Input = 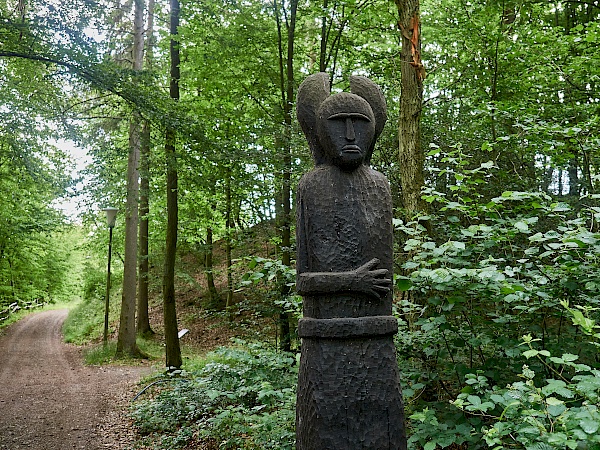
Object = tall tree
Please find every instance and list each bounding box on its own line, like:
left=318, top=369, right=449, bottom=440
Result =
left=137, top=120, right=153, bottom=335
left=274, top=0, right=298, bottom=352
left=224, top=164, right=234, bottom=316
left=137, top=0, right=156, bottom=336
left=116, top=0, right=145, bottom=358
left=163, top=0, right=183, bottom=370
left=394, top=0, right=427, bottom=218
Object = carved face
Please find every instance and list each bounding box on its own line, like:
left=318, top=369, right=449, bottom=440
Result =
left=317, top=93, right=376, bottom=170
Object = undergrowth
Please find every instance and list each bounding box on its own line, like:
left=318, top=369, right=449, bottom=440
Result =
left=131, top=340, right=297, bottom=449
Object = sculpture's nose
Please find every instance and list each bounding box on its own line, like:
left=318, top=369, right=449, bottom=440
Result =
left=345, top=117, right=355, bottom=141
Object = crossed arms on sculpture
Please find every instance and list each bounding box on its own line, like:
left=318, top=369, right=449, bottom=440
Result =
left=296, top=258, right=391, bottom=300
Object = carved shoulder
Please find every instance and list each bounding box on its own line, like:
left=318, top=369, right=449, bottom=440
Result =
left=297, top=167, right=330, bottom=196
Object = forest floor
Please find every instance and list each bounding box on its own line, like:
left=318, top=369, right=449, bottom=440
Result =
left=0, top=309, right=151, bottom=450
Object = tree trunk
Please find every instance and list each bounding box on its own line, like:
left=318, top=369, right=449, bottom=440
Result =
left=163, top=0, right=182, bottom=371
left=395, top=0, right=427, bottom=218
left=274, top=0, right=298, bottom=352
left=558, top=169, right=563, bottom=196
left=145, top=0, right=156, bottom=68
left=137, top=120, right=153, bottom=336
left=319, top=0, right=329, bottom=72
left=225, top=166, right=234, bottom=319
left=582, top=150, right=594, bottom=195
left=204, top=225, right=220, bottom=308
left=116, top=0, right=145, bottom=358
left=8, top=257, right=15, bottom=300
left=568, top=157, right=580, bottom=197
left=318, top=1, right=347, bottom=82
left=136, top=0, right=155, bottom=336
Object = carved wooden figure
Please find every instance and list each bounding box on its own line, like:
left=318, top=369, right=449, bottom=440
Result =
left=295, top=73, right=407, bottom=450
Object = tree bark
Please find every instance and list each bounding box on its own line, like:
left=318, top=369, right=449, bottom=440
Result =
left=319, top=0, right=329, bottom=72
left=204, top=225, right=220, bottom=308
left=568, top=157, right=580, bottom=197
left=163, top=0, right=182, bottom=371
left=145, top=0, right=156, bottom=68
left=137, top=120, right=153, bottom=336
left=582, top=150, right=595, bottom=195
left=274, top=0, right=298, bottom=352
left=116, top=0, right=145, bottom=358
left=225, top=166, right=234, bottom=319
left=136, top=0, right=155, bottom=337
left=395, top=0, right=427, bottom=218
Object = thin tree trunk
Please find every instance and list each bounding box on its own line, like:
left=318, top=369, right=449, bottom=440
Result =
left=319, top=0, right=329, bottom=72
left=558, top=168, right=563, bottom=196
left=225, top=166, right=234, bottom=319
left=568, top=157, right=580, bottom=197
left=163, top=0, right=182, bottom=371
left=235, top=199, right=244, bottom=231
left=145, top=0, right=156, bottom=68
left=8, top=257, right=15, bottom=300
left=582, top=150, right=594, bottom=195
left=204, top=225, right=220, bottom=308
left=274, top=0, right=297, bottom=352
left=116, top=0, right=145, bottom=358
left=117, top=110, right=142, bottom=357
left=318, top=1, right=348, bottom=83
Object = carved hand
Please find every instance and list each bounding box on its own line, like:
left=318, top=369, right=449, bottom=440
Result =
left=351, top=258, right=392, bottom=299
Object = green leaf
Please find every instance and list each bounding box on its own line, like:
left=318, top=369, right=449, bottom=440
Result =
left=424, top=441, right=438, bottom=450
left=547, top=432, right=568, bottom=445
left=579, top=418, right=599, bottom=434
left=514, top=221, right=529, bottom=232
left=545, top=396, right=564, bottom=406
left=523, top=349, right=539, bottom=359
left=467, top=395, right=481, bottom=406
left=396, top=277, right=412, bottom=291
left=542, top=379, right=575, bottom=398
left=547, top=403, right=567, bottom=417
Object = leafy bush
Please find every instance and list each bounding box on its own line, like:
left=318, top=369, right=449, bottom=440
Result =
left=82, top=263, right=107, bottom=302
left=64, top=252, right=123, bottom=344
left=238, top=256, right=301, bottom=348
left=239, top=255, right=301, bottom=318
left=131, top=340, right=297, bottom=449
left=397, top=146, right=600, bottom=448
left=445, top=330, right=600, bottom=449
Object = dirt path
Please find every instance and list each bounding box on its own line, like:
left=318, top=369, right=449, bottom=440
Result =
left=0, top=310, right=150, bottom=450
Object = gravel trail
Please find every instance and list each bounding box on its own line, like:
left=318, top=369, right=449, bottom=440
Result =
left=0, top=310, right=150, bottom=449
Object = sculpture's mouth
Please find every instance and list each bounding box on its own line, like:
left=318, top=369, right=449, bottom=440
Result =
left=341, top=145, right=361, bottom=153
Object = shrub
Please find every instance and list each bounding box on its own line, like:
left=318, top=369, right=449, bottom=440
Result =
left=397, top=147, right=600, bottom=448
left=131, top=340, right=297, bottom=449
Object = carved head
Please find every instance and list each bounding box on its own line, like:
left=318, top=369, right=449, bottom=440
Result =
left=297, top=73, right=387, bottom=169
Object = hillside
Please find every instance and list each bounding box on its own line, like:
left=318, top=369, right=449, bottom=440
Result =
left=141, top=219, right=290, bottom=355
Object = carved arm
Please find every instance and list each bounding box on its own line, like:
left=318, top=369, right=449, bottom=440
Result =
left=296, top=258, right=391, bottom=300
